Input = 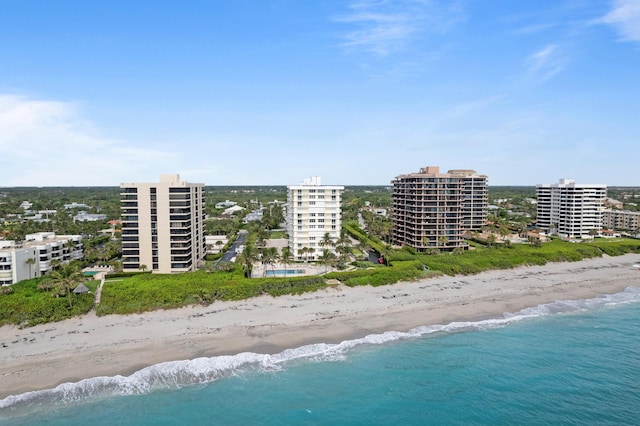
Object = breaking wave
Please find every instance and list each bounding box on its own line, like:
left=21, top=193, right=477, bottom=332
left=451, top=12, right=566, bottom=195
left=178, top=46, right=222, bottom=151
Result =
left=2, top=286, right=639, bottom=418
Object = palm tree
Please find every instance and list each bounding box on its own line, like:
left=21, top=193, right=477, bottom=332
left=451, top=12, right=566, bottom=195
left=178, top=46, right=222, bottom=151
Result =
left=25, top=257, right=37, bottom=279
left=498, top=226, right=510, bottom=241
left=300, top=246, right=312, bottom=263
left=487, top=233, right=497, bottom=248
left=140, top=264, right=148, bottom=272
left=261, top=247, right=279, bottom=277
left=237, top=244, right=259, bottom=278
left=379, top=244, right=393, bottom=266
left=319, top=249, right=337, bottom=273
left=336, top=230, right=352, bottom=250
left=49, top=258, right=61, bottom=270
left=39, top=262, right=83, bottom=308
left=380, top=220, right=393, bottom=244
left=336, top=244, right=352, bottom=266
left=319, top=232, right=335, bottom=252
left=64, top=239, right=77, bottom=260
left=519, top=223, right=528, bottom=238
left=280, top=247, right=293, bottom=275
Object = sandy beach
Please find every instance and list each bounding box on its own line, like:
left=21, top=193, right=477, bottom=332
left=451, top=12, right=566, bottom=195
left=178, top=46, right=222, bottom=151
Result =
left=1, top=254, right=640, bottom=399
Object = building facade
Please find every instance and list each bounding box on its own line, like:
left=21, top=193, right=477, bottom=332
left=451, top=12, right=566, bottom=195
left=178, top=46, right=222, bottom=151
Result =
left=120, top=174, right=206, bottom=273
left=286, top=177, right=344, bottom=261
left=390, top=166, right=488, bottom=251
left=536, top=179, right=607, bottom=239
left=602, top=209, right=640, bottom=232
left=0, top=233, right=83, bottom=286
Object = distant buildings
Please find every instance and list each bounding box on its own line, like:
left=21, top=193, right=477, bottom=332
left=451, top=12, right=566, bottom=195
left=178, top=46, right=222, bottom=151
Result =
left=602, top=209, right=640, bottom=233
left=536, top=179, right=607, bottom=239
left=74, top=212, right=108, bottom=222
left=0, top=232, right=83, bottom=286
left=390, top=166, right=488, bottom=251
left=286, top=177, right=344, bottom=261
left=215, top=200, right=237, bottom=209
left=120, top=174, right=206, bottom=273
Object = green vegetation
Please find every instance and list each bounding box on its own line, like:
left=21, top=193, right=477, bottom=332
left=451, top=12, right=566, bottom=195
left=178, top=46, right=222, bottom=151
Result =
left=326, top=261, right=438, bottom=287
left=583, top=238, right=640, bottom=256
left=96, top=270, right=326, bottom=315
left=0, top=277, right=94, bottom=327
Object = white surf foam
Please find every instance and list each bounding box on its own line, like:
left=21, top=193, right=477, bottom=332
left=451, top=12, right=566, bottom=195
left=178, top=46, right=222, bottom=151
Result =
left=2, top=286, right=639, bottom=416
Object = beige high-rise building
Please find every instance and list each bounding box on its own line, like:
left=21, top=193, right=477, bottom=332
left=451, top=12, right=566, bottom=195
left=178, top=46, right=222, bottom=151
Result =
left=602, top=209, right=640, bottom=232
left=121, top=174, right=206, bottom=273
left=286, top=177, right=344, bottom=261
left=536, top=179, right=607, bottom=239
left=390, top=166, right=488, bottom=251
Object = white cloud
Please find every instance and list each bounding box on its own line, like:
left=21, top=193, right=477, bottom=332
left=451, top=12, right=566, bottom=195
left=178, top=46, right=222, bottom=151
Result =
left=599, top=0, right=640, bottom=43
left=0, top=94, right=179, bottom=186
left=334, top=0, right=464, bottom=56
left=525, top=44, right=565, bottom=81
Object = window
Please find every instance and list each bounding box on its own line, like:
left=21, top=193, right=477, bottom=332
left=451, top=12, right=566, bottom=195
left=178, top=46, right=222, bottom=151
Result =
left=309, top=236, right=316, bottom=240
left=309, top=201, right=316, bottom=205
left=310, top=219, right=316, bottom=223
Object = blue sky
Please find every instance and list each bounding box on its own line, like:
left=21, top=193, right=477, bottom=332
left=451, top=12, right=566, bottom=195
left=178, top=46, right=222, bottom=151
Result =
left=1, top=0, right=639, bottom=187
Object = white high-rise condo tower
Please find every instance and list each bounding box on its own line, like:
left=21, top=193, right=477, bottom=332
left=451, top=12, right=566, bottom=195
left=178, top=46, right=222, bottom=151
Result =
left=286, top=177, right=344, bottom=261
left=536, top=179, right=607, bottom=239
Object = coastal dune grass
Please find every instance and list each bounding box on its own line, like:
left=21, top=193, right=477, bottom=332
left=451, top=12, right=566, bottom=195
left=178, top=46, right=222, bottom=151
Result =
left=3, top=238, right=640, bottom=325
left=0, top=278, right=94, bottom=327
left=414, top=239, right=605, bottom=276
left=96, top=269, right=327, bottom=316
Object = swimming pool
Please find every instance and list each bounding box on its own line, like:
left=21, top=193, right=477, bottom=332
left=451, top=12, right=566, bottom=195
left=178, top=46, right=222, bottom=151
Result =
left=264, top=269, right=305, bottom=276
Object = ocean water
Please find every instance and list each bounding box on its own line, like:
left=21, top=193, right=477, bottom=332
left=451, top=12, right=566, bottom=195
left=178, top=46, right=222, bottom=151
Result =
left=2, top=287, right=640, bottom=425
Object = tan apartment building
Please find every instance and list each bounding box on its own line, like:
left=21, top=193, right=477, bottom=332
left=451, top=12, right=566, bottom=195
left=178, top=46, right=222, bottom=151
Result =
left=390, top=166, right=488, bottom=251
left=602, top=209, right=640, bottom=232
left=286, top=176, right=344, bottom=261
left=121, top=174, right=206, bottom=273
left=536, top=179, right=607, bottom=239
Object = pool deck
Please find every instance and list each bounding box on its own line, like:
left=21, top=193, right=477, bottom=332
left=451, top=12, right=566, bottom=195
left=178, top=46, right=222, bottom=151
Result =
left=252, top=262, right=332, bottom=278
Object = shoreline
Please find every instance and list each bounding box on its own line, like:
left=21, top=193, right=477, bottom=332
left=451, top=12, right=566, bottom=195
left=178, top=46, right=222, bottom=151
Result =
left=1, top=254, right=640, bottom=400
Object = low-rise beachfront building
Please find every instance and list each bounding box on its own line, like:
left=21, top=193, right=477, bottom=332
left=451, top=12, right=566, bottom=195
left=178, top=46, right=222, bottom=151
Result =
left=536, top=179, right=607, bottom=239
left=602, top=209, right=640, bottom=233
left=286, top=176, right=344, bottom=261
left=390, top=166, right=488, bottom=252
left=0, top=232, right=83, bottom=285
left=120, top=174, right=206, bottom=273
left=0, top=242, right=39, bottom=286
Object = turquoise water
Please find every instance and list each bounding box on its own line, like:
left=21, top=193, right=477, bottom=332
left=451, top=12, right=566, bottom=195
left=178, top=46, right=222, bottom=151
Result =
left=264, top=269, right=305, bottom=276
left=2, top=287, right=640, bottom=425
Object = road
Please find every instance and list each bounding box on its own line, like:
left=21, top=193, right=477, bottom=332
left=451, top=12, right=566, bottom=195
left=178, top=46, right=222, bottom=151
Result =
left=217, top=230, right=248, bottom=265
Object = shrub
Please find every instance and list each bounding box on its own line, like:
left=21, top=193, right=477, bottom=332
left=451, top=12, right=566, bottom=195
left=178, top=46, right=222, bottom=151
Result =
left=0, top=278, right=94, bottom=327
